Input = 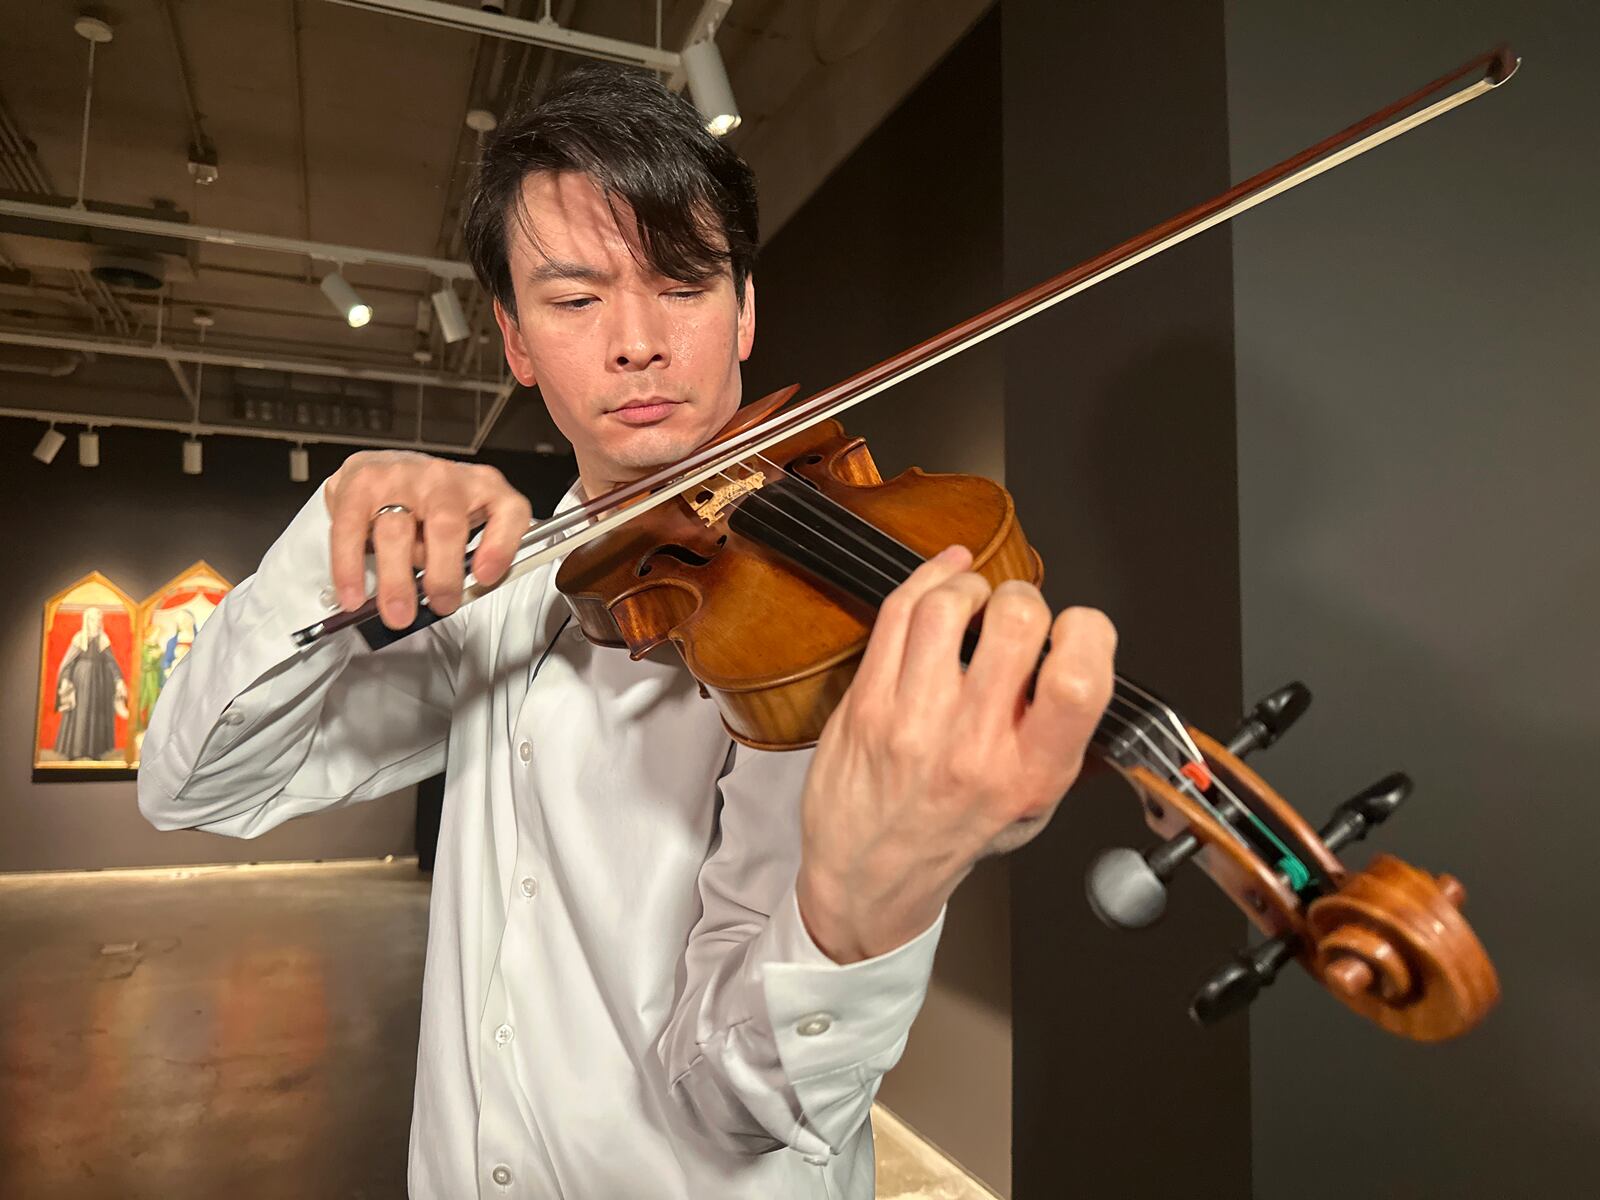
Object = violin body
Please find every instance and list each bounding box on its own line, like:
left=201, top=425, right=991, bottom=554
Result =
left=556, top=416, right=1042, bottom=749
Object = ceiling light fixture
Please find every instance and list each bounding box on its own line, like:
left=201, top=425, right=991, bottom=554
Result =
left=431, top=284, right=471, bottom=344
left=182, top=437, right=203, bottom=475
left=289, top=444, right=310, bottom=483
left=33, top=425, right=65, bottom=464
left=681, top=38, right=740, bottom=136
left=320, top=271, right=373, bottom=328
left=79, top=428, right=100, bottom=467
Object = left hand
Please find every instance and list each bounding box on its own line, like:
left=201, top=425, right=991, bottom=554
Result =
left=795, top=545, right=1116, bottom=963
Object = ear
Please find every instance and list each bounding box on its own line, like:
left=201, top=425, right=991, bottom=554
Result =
left=493, top=298, right=538, bottom=388
left=737, top=275, right=756, bottom=362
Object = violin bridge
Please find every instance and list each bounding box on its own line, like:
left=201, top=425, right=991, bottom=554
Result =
left=689, top=469, right=767, bottom=527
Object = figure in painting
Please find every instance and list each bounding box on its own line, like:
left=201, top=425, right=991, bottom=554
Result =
left=137, top=624, right=165, bottom=728
left=53, top=606, right=128, bottom=761
left=161, top=609, right=198, bottom=682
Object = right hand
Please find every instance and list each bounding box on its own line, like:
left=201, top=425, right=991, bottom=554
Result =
left=325, top=450, right=533, bottom=629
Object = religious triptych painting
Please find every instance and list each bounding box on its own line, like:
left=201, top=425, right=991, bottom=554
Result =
left=34, top=562, right=232, bottom=776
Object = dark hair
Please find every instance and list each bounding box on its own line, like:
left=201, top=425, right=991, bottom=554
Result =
left=463, top=63, right=759, bottom=321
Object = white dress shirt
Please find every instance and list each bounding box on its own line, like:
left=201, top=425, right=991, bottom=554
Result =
left=137, top=483, right=944, bottom=1199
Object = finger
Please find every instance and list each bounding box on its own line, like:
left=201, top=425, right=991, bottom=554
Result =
left=329, top=471, right=409, bottom=610
left=852, top=545, right=973, bottom=705
left=1016, top=606, right=1117, bottom=784
left=896, top=571, right=993, bottom=704
left=463, top=473, right=533, bottom=588
left=959, top=579, right=1052, bottom=743
left=371, top=507, right=422, bottom=628
left=417, top=480, right=471, bottom=617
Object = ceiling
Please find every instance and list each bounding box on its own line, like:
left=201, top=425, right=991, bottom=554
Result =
left=0, top=0, right=992, bottom=461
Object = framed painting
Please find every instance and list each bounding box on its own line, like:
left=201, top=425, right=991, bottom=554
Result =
left=131, top=561, right=233, bottom=766
left=34, top=572, right=140, bottom=776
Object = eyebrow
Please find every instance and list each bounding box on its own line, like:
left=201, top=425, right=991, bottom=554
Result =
left=527, top=259, right=615, bottom=286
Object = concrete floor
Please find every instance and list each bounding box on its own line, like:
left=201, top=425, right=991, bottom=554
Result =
left=0, top=860, right=996, bottom=1199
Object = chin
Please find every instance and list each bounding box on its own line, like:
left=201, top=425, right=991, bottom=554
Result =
left=606, top=427, right=706, bottom=474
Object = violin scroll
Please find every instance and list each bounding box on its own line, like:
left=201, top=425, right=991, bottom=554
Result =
left=1092, top=683, right=1499, bottom=1041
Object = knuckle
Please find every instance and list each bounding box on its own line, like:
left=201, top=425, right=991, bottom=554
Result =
left=986, top=584, right=1049, bottom=639
left=1043, top=666, right=1104, bottom=713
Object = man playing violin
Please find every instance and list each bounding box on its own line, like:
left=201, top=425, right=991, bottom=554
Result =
left=138, top=64, right=1116, bottom=1199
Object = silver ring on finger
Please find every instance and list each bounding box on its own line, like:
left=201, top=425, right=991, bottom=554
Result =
left=373, top=503, right=414, bottom=519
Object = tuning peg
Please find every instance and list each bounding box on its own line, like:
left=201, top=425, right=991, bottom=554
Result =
left=1225, top=681, right=1312, bottom=758
left=1318, top=772, right=1412, bottom=854
left=1085, top=831, right=1202, bottom=929
left=1189, top=935, right=1299, bottom=1026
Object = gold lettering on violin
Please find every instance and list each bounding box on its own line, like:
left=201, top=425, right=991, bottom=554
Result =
left=689, top=470, right=767, bottom=526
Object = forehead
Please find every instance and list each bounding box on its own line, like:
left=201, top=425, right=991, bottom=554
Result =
left=508, top=171, right=642, bottom=272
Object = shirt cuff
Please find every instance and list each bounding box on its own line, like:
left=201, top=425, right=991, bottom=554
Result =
left=759, top=888, right=945, bottom=1085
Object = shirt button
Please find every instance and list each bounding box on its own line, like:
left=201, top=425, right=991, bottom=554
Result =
left=319, top=585, right=338, bottom=609
left=517, top=740, right=532, bottom=763
left=796, top=1013, right=833, bottom=1037
left=519, top=877, right=538, bottom=899
left=493, top=1023, right=514, bottom=1046
left=220, top=710, right=244, bottom=727
left=803, top=1154, right=829, bottom=1167
left=491, top=1164, right=513, bottom=1186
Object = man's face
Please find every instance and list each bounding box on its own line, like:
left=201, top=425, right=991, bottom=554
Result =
left=493, top=171, right=755, bottom=494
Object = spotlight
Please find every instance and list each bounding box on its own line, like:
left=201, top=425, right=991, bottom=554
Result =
left=289, top=444, right=309, bottom=483
left=320, top=271, right=373, bottom=328
left=32, top=425, right=65, bottom=464
left=79, top=429, right=100, bottom=467
left=182, top=437, right=203, bottom=475
left=682, top=39, right=741, bottom=136
left=431, top=284, right=470, bottom=344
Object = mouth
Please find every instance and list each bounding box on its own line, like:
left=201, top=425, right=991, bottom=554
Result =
left=607, top=396, right=684, bottom=426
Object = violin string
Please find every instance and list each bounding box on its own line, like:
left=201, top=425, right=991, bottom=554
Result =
left=700, top=458, right=1245, bottom=832
left=717, top=459, right=1211, bottom=780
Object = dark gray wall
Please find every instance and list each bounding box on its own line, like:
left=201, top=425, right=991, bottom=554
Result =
left=1227, top=3, right=1600, bottom=1196
left=1003, top=1, right=1252, bottom=1197
left=749, top=10, right=1013, bottom=1190
left=0, top=420, right=572, bottom=873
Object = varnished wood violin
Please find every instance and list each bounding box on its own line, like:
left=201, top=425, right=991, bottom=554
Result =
left=295, top=46, right=1517, bottom=1040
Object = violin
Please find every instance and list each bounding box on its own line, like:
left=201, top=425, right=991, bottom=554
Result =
left=295, top=46, right=1517, bottom=1041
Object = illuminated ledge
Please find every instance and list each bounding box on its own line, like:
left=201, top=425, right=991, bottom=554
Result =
left=874, top=1103, right=1003, bottom=1200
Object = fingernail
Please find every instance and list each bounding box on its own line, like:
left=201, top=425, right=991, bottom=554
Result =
left=935, top=544, right=968, bottom=564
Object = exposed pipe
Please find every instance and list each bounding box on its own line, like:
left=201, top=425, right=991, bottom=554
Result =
left=317, top=0, right=681, bottom=73
left=1, top=403, right=491, bottom=456
left=0, top=328, right=505, bottom=393
left=0, top=351, right=82, bottom=378
left=0, top=198, right=477, bottom=280
left=159, top=0, right=217, bottom=166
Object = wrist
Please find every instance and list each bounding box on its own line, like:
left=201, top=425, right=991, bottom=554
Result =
left=796, top=866, right=947, bottom=965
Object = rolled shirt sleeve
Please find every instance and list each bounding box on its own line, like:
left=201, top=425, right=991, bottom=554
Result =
left=659, top=741, right=945, bottom=1161
left=137, top=481, right=463, bottom=839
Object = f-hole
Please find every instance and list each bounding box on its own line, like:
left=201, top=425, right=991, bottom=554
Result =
left=636, top=537, right=726, bottom=577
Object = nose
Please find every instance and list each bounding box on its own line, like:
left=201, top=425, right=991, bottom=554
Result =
left=608, top=292, right=671, bottom=372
